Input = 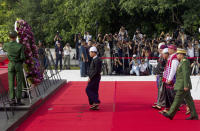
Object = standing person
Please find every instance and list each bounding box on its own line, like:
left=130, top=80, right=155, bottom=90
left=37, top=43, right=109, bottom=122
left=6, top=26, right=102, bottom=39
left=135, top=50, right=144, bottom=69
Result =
left=86, top=40, right=93, bottom=74
left=63, top=43, right=71, bottom=69
left=152, top=44, right=167, bottom=109
left=79, top=40, right=88, bottom=77
left=86, top=46, right=102, bottom=110
left=161, top=45, right=179, bottom=113
left=162, top=49, right=199, bottom=120
left=153, top=48, right=169, bottom=110
left=104, top=39, right=112, bottom=75
left=55, top=42, right=63, bottom=70
left=3, top=31, right=25, bottom=106
left=84, top=32, right=92, bottom=44
left=38, top=41, right=46, bottom=73
left=187, top=42, right=194, bottom=64
left=54, top=31, right=62, bottom=46
left=74, top=33, right=82, bottom=60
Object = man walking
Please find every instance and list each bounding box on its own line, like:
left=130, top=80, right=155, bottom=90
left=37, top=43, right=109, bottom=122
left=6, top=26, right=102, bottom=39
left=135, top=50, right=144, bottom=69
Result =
left=162, top=49, right=199, bottom=120
left=161, top=45, right=179, bottom=113
left=3, top=31, right=25, bottom=106
left=86, top=46, right=102, bottom=110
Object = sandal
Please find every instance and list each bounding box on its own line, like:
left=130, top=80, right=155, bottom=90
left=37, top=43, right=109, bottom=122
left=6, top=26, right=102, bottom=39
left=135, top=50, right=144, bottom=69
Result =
left=159, top=109, right=168, bottom=114
left=152, top=105, right=162, bottom=110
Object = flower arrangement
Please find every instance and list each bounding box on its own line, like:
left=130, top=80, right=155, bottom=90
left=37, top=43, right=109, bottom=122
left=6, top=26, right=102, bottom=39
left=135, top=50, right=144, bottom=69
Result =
left=15, top=19, right=43, bottom=85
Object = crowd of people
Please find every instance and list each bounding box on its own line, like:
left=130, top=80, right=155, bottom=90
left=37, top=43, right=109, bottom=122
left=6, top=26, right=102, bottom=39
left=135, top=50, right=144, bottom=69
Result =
left=73, top=27, right=200, bottom=77
left=1, top=26, right=200, bottom=77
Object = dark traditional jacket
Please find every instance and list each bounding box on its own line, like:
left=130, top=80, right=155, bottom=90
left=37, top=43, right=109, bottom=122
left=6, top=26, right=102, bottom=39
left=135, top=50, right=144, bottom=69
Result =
left=88, top=56, right=102, bottom=80
left=154, top=57, right=166, bottom=76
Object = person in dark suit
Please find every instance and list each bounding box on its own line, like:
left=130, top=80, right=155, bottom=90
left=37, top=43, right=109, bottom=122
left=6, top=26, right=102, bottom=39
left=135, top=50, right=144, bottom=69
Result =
left=86, top=46, right=102, bottom=110
left=55, top=42, right=63, bottom=70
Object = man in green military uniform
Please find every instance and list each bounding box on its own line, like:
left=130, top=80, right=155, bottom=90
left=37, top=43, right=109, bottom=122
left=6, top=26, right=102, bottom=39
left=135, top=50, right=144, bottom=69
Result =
left=162, top=48, right=199, bottom=120
left=3, top=31, right=25, bottom=106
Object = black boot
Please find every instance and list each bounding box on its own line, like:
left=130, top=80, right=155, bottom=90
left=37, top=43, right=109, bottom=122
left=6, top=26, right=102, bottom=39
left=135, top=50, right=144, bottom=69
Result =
left=186, top=116, right=199, bottom=120
left=162, top=112, right=173, bottom=120
left=17, top=99, right=25, bottom=106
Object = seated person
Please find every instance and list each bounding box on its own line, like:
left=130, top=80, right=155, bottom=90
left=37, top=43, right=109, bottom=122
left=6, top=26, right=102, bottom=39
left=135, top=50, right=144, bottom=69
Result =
left=139, top=59, right=149, bottom=75
left=113, top=57, right=123, bottom=75
left=191, top=59, right=200, bottom=75
left=129, top=54, right=140, bottom=76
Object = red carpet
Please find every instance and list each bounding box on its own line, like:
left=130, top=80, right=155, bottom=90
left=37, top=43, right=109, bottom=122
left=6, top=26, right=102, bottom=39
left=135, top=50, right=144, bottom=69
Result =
left=16, top=81, right=200, bottom=131
left=0, top=58, right=8, bottom=68
left=0, top=69, right=9, bottom=91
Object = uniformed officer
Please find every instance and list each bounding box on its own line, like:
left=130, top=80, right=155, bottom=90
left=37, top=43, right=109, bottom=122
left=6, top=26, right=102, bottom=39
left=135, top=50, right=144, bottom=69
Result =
left=3, top=31, right=25, bottom=106
left=162, top=48, right=199, bottom=120
left=86, top=46, right=102, bottom=110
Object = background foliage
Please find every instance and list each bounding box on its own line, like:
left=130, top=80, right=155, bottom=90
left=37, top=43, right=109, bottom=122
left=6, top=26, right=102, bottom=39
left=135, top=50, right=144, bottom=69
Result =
left=1, top=0, right=200, bottom=46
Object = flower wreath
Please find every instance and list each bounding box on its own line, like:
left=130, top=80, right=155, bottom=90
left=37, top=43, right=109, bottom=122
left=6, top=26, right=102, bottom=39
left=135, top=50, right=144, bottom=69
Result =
left=15, top=20, right=43, bottom=85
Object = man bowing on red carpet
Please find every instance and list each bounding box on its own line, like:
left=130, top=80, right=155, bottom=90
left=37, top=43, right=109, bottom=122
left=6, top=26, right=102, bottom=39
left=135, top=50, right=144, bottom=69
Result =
left=86, top=46, right=102, bottom=110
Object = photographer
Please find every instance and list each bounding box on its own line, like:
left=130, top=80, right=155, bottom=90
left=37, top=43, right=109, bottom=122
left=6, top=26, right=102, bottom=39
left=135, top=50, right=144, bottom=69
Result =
left=55, top=42, right=63, bottom=70
left=103, top=34, right=112, bottom=75
left=113, top=56, right=123, bottom=75
left=127, top=40, right=134, bottom=58
left=177, top=29, right=187, bottom=48
left=118, top=26, right=128, bottom=42
left=139, top=59, right=148, bottom=76
left=63, top=43, right=72, bottom=69
left=54, top=31, right=62, bottom=46
left=84, top=32, right=92, bottom=43
left=96, top=34, right=105, bottom=57
left=74, top=33, right=82, bottom=60
left=187, top=41, right=195, bottom=64
left=38, top=41, right=47, bottom=73
left=129, top=54, right=140, bottom=76
left=133, top=28, right=143, bottom=42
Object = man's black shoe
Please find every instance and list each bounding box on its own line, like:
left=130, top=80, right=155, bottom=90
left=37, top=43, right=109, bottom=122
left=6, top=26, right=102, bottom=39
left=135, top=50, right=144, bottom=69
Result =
left=186, top=116, right=199, bottom=120
left=162, top=112, right=173, bottom=120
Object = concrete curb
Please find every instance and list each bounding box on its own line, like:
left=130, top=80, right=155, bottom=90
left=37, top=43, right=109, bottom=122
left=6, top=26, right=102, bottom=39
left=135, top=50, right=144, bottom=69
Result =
left=6, top=80, right=67, bottom=131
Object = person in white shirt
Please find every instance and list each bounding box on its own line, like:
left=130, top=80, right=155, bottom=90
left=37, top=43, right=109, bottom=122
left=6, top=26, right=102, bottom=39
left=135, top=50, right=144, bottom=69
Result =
left=84, top=32, right=92, bottom=43
left=133, top=28, right=143, bottom=42
left=139, top=59, right=148, bottom=75
left=161, top=45, right=179, bottom=113
left=129, top=54, right=140, bottom=76
left=187, top=42, right=194, bottom=64
left=63, top=43, right=71, bottom=69
left=103, top=41, right=112, bottom=75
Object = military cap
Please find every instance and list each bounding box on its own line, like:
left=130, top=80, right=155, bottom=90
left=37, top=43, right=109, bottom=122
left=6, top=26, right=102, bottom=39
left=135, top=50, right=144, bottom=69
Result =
left=177, top=48, right=187, bottom=54
left=9, top=31, right=18, bottom=38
